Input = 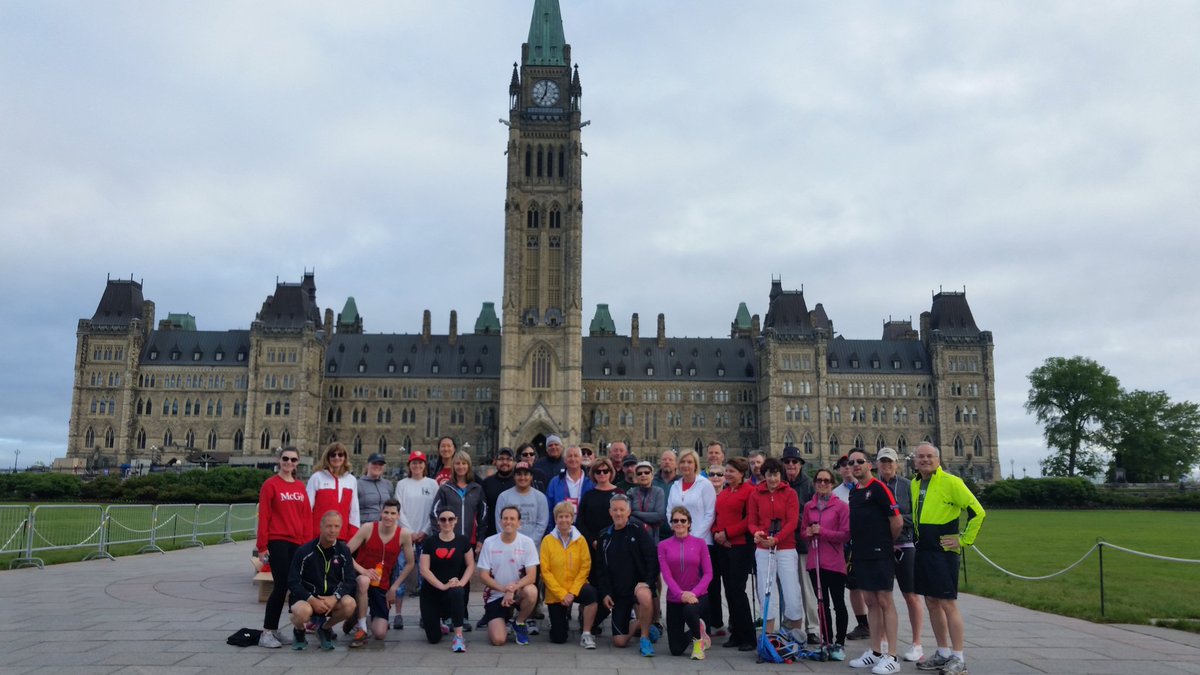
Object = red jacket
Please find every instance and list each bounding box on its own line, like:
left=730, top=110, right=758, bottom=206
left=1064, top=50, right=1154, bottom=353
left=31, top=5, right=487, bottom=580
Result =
left=747, top=481, right=800, bottom=550
left=713, top=481, right=753, bottom=546
left=257, top=474, right=312, bottom=551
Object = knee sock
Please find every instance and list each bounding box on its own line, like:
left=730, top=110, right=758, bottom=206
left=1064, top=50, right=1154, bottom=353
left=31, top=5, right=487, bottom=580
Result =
left=855, top=614, right=868, bottom=628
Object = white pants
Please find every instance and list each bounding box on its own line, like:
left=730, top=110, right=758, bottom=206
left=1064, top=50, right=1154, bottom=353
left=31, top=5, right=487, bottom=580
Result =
left=756, top=548, right=802, bottom=623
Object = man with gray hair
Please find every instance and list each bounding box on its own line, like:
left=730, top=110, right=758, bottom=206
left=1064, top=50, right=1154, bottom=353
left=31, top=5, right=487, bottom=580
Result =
left=748, top=450, right=766, bottom=485
left=534, top=435, right=566, bottom=479
left=546, top=445, right=593, bottom=512
left=595, top=493, right=660, bottom=655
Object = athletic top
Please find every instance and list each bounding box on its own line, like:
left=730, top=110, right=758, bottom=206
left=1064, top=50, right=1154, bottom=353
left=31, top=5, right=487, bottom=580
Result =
left=477, top=532, right=540, bottom=604
left=354, top=523, right=402, bottom=592
left=424, top=534, right=471, bottom=585
left=911, top=466, right=986, bottom=549
left=307, top=470, right=360, bottom=541
left=848, top=477, right=899, bottom=560
left=257, top=474, right=312, bottom=551
left=657, top=534, right=712, bottom=603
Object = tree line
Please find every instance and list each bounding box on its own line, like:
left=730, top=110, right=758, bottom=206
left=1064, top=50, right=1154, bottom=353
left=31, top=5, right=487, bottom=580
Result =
left=1026, top=356, right=1200, bottom=481
left=0, top=467, right=271, bottom=503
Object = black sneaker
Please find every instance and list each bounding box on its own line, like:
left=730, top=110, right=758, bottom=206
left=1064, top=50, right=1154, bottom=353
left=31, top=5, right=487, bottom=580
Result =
left=846, top=624, right=871, bottom=640
left=392, top=615, right=404, bottom=630
left=292, top=628, right=308, bottom=650
left=807, top=633, right=820, bottom=645
left=473, top=617, right=487, bottom=630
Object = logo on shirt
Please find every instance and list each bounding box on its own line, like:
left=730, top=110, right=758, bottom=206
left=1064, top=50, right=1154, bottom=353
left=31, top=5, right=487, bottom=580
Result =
left=280, top=491, right=306, bottom=502
left=435, top=547, right=455, bottom=559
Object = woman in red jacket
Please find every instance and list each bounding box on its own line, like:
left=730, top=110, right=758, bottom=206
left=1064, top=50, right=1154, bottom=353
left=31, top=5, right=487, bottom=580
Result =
left=801, top=468, right=851, bottom=660
left=256, top=446, right=312, bottom=648
left=306, top=442, right=360, bottom=541
left=747, top=457, right=802, bottom=637
left=711, top=456, right=756, bottom=651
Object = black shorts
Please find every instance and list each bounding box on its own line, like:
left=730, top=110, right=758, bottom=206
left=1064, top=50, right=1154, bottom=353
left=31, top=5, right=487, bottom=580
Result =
left=366, top=587, right=389, bottom=620
left=481, top=598, right=516, bottom=624
left=844, top=546, right=858, bottom=590
left=893, top=547, right=916, bottom=594
left=851, top=557, right=894, bottom=592
left=914, top=547, right=960, bottom=599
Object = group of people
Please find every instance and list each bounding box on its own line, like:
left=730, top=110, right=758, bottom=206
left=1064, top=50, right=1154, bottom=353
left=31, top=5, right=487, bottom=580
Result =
left=255, top=436, right=984, bottom=673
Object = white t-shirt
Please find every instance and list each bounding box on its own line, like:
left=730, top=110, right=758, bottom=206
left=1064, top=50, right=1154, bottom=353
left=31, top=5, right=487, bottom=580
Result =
left=476, top=532, right=540, bottom=604
left=566, top=472, right=584, bottom=503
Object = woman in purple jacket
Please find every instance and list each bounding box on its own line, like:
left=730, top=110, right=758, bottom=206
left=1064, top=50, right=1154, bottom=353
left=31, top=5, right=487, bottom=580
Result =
left=657, top=505, right=713, bottom=659
left=800, top=468, right=851, bottom=660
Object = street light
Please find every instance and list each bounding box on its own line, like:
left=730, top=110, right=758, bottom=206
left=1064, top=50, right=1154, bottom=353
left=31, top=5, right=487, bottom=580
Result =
left=12, top=448, right=19, bottom=473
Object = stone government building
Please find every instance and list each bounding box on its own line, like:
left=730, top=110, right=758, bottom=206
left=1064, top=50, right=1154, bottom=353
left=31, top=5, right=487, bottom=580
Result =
left=58, top=0, right=1001, bottom=481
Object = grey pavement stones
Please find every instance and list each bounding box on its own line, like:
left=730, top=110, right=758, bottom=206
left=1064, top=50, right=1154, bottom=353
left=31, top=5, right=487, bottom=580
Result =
left=0, top=542, right=1197, bottom=674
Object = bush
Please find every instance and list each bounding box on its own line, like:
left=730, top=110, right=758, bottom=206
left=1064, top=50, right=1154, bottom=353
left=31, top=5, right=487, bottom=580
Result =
left=1, top=467, right=274, bottom=504
left=981, top=477, right=1101, bottom=508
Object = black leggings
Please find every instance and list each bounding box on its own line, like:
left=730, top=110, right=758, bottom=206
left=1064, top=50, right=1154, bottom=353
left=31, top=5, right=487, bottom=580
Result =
left=263, top=540, right=299, bottom=630
left=707, top=544, right=724, bottom=629
left=420, top=586, right=466, bottom=644
left=547, top=583, right=598, bottom=643
left=665, top=596, right=709, bottom=656
left=807, top=567, right=848, bottom=645
left=717, top=542, right=756, bottom=646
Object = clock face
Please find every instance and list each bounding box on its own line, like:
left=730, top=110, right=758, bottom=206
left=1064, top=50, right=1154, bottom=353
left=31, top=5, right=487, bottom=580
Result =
left=532, top=79, right=560, bottom=106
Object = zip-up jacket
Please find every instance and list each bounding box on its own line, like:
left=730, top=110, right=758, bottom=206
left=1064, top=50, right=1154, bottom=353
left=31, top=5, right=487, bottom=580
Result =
left=657, top=534, right=712, bottom=603
left=257, top=474, right=312, bottom=552
left=880, top=474, right=914, bottom=546
left=357, top=476, right=393, bottom=525
left=546, top=469, right=594, bottom=511
left=430, top=480, right=487, bottom=545
left=595, top=522, right=659, bottom=600
left=306, top=471, right=360, bottom=540
left=801, top=494, right=850, bottom=574
left=288, top=538, right=357, bottom=602
left=747, top=481, right=800, bottom=550
left=539, top=526, right=591, bottom=604
left=713, top=480, right=753, bottom=546
left=788, top=472, right=815, bottom=553
left=627, top=485, right=666, bottom=537
left=911, top=466, right=986, bottom=551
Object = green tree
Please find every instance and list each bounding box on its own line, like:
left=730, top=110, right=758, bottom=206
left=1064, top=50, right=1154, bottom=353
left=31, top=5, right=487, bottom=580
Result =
left=1026, top=356, right=1121, bottom=477
left=1103, top=390, right=1200, bottom=483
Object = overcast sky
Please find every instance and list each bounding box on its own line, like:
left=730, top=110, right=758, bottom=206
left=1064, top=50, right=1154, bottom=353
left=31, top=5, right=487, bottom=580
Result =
left=2, top=1, right=1197, bottom=475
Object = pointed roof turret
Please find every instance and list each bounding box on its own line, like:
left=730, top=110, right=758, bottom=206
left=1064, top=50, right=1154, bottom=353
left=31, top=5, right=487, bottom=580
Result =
left=589, top=303, right=616, bottom=336
left=474, top=302, right=501, bottom=335
left=336, top=297, right=363, bottom=334
left=734, top=302, right=752, bottom=330
left=526, top=0, right=566, bottom=66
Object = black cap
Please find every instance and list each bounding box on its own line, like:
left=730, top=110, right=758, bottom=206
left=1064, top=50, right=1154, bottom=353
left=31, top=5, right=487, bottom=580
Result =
left=622, top=454, right=639, bottom=467
left=781, top=446, right=805, bottom=463
left=367, top=453, right=386, bottom=465
left=496, top=447, right=514, bottom=458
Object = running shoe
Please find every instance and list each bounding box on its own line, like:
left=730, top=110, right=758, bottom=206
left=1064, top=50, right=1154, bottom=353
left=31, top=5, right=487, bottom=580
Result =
left=291, top=628, right=308, bottom=650
left=916, top=652, right=952, bottom=671
left=342, top=618, right=355, bottom=635
left=941, top=655, right=968, bottom=675
left=849, top=650, right=881, bottom=668
left=846, top=624, right=871, bottom=640
left=903, top=645, right=924, bottom=662
left=580, top=632, right=596, bottom=649
left=648, top=623, right=662, bottom=644
left=514, top=621, right=530, bottom=646
left=258, top=630, right=282, bottom=649
left=392, top=615, right=404, bottom=630
left=526, top=619, right=540, bottom=635
left=317, top=626, right=336, bottom=651
left=698, top=619, right=711, bottom=649
left=870, top=654, right=900, bottom=674
left=349, top=628, right=368, bottom=648
left=830, top=644, right=846, bottom=661
left=691, top=638, right=706, bottom=660
left=639, top=636, right=655, bottom=657
left=807, top=632, right=820, bottom=645
left=452, top=634, right=467, bottom=653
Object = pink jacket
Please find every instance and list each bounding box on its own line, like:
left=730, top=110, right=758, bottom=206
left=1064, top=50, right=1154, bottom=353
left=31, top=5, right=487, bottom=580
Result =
left=657, top=534, right=712, bottom=603
left=801, top=494, right=850, bottom=574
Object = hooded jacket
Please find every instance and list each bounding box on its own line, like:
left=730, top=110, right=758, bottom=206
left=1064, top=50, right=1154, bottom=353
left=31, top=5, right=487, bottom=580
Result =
left=539, top=525, right=592, bottom=604
left=747, top=480, right=800, bottom=550
left=801, top=493, right=850, bottom=574
left=430, top=479, right=487, bottom=545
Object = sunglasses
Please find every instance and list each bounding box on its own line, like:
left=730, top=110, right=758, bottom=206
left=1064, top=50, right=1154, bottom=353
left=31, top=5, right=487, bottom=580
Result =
left=849, top=458, right=869, bottom=465
left=521, top=453, right=537, bottom=458
left=593, top=468, right=611, bottom=475
left=635, top=469, right=652, bottom=476
left=582, top=450, right=593, bottom=456
left=783, top=458, right=800, bottom=464
left=670, top=518, right=689, bottom=524
left=329, top=452, right=346, bottom=458
left=814, top=478, right=833, bottom=484
left=280, top=457, right=299, bottom=463
left=709, top=472, right=725, bottom=477
left=438, top=516, right=457, bottom=523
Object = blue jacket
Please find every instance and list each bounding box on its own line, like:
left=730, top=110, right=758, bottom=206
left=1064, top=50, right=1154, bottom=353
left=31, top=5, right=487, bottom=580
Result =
left=546, top=469, right=594, bottom=513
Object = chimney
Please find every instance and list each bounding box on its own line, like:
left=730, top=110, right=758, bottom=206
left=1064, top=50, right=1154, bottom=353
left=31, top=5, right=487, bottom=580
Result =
left=751, top=314, right=761, bottom=340
left=631, top=313, right=640, bottom=348
left=449, top=310, right=458, bottom=345
left=656, top=313, right=666, bottom=348
left=422, top=310, right=432, bottom=344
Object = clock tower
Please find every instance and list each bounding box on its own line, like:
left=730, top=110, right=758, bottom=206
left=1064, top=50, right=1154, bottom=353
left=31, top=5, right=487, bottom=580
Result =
left=499, top=0, right=585, bottom=449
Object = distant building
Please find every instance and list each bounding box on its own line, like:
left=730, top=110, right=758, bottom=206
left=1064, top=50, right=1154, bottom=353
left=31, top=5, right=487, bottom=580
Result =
left=57, top=0, right=1000, bottom=481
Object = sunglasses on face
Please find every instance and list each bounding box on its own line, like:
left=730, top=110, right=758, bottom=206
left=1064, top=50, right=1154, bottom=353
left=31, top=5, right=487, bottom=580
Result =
left=783, top=459, right=800, bottom=464
left=280, top=457, right=299, bottom=463
left=329, top=452, right=346, bottom=458
left=582, top=450, right=593, bottom=456
left=671, top=518, right=689, bottom=524
left=438, top=516, right=457, bottom=523
left=593, top=468, right=611, bottom=475
left=814, top=478, right=833, bottom=484
left=849, top=458, right=869, bottom=465
left=521, top=453, right=536, bottom=458
left=710, top=472, right=725, bottom=477
left=635, top=469, right=652, bottom=476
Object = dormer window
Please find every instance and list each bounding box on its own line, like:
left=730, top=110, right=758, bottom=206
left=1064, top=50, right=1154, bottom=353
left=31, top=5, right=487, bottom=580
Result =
left=214, top=351, right=224, bottom=361
left=237, top=351, right=247, bottom=362
left=149, top=350, right=158, bottom=360
left=193, top=351, right=202, bottom=361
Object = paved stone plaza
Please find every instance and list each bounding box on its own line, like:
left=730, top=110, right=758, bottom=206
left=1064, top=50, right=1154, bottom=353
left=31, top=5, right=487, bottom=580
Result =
left=0, top=542, right=1197, bottom=674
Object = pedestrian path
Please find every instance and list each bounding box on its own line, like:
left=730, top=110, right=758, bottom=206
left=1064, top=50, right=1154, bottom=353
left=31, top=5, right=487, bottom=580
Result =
left=0, top=542, right=1197, bottom=674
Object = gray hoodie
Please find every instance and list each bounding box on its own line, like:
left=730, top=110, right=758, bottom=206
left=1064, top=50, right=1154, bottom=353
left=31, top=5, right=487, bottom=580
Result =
left=495, top=485, right=550, bottom=540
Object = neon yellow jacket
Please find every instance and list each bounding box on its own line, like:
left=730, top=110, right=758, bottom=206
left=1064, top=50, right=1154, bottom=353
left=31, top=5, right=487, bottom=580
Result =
left=540, top=526, right=592, bottom=604
left=911, top=466, right=986, bottom=549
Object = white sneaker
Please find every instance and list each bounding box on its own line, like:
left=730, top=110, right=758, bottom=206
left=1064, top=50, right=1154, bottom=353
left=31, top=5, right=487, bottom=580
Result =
left=903, top=645, right=924, bottom=662
left=850, top=650, right=881, bottom=669
left=580, top=632, right=596, bottom=649
left=258, top=630, right=282, bottom=649
left=871, top=654, right=901, bottom=674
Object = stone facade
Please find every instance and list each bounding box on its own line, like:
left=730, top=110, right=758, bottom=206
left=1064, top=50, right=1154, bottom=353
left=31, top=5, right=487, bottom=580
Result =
left=57, top=1, right=1001, bottom=481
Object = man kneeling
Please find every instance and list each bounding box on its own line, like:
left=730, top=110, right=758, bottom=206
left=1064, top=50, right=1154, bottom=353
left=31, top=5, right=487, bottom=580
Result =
left=478, top=505, right=540, bottom=645
left=596, top=494, right=660, bottom=656
left=345, top=499, right=415, bottom=647
left=288, top=511, right=358, bottom=650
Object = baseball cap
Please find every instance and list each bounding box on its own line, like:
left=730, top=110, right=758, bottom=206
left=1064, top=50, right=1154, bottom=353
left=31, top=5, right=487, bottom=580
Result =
left=408, top=451, right=427, bottom=464
left=622, top=454, right=639, bottom=467
left=635, top=460, right=654, bottom=471
left=877, top=447, right=899, bottom=462
left=496, top=447, right=514, bottom=458
left=368, top=453, right=386, bottom=465
left=513, top=461, right=532, bottom=473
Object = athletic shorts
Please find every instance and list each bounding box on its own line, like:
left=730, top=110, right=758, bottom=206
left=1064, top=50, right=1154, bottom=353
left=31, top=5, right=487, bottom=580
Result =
left=609, top=582, right=652, bottom=636
left=893, top=547, right=916, bottom=594
left=851, top=557, right=894, bottom=592
left=914, top=547, right=960, bottom=599
left=844, top=547, right=858, bottom=590
left=366, top=587, right=389, bottom=620
left=481, top=598, right=516, bottom=624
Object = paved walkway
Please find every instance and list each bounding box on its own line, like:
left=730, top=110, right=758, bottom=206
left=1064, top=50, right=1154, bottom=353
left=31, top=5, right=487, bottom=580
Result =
left=1, top=543, right=1197, bottom=674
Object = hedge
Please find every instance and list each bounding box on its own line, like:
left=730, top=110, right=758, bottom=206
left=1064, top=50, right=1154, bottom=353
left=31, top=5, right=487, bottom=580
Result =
left=0, top=467, right=272, bottom=503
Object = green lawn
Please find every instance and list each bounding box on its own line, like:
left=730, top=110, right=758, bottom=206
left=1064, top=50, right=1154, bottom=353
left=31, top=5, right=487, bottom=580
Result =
left=962, top=510, right=1200, bottom=626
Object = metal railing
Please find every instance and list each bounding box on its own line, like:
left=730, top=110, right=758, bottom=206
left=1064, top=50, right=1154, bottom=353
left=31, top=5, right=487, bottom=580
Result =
left=4, top=503, right=258, bottom=569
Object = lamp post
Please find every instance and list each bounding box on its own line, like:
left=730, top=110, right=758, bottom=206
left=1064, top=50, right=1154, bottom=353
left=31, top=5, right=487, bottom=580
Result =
left=1010, top=459, right=1015, bottom=480
left=12, top=448, right=19, bottom=473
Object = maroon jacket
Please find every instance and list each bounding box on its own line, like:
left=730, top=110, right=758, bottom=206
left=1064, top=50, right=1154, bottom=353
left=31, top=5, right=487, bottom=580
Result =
left=747, top=480, right=800, bottom=550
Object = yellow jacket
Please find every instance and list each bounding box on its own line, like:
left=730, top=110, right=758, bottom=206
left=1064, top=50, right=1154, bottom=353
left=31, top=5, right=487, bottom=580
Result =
left=540, top=526, right=592, bottom=603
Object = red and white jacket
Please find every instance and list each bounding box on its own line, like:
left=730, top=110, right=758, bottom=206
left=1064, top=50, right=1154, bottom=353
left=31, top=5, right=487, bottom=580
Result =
left=306, top=470, right=360, bottom=541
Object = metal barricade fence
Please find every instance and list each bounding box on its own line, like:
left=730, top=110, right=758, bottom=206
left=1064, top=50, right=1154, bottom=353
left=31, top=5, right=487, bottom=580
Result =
left=16, top=504, right=111, bottom=569
left=0, top=506, right=31, bottom=557
left=226, top=504, right=258, bottom=544
left=187, top=504, right=232, bottom=548
left=153, top=503, right=197, bottom=549
left=103, top=505, right=160, bottom=554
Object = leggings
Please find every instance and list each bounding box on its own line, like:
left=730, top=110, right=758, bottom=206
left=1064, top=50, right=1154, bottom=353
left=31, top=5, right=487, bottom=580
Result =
left=419, top=586, right=466, bottom=644
left=263, top=540, right=299, bottom=630
left=707, top=544, right=725, bottom=629
left=665, top=596, right=709, bottom=656
left=807, top=568, right=847, bottom=645
left=717, top=543, right=756, bottom=646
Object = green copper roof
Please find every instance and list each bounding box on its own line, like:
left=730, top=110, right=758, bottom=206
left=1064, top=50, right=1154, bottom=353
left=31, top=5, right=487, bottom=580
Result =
left=474, top=302, right=501, bottom=334
left=165, top=313, right=196, bottom=331
left=526, top=0, right=566, bottom=66
left=338, top=297, right=359, bottom=325
left=734, top=302, right=752, bottom=330
left=589, top=303, right=616, bottom=336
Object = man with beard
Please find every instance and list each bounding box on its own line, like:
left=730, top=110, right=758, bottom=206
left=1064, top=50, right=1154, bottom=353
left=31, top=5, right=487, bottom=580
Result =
left=845, top=450, right=902, bottom=674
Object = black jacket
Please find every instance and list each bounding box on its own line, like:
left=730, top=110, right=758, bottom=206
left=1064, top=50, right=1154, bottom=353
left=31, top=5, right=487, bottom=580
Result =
left=789, top=472, right=815, bottom=553
left=595, top=522, right=659, bottom=600
left=288, top=538, right=357, bottom=602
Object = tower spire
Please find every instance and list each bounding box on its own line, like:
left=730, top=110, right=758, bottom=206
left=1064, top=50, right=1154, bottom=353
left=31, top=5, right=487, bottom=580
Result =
left=525, top=0, right=566, bottom=66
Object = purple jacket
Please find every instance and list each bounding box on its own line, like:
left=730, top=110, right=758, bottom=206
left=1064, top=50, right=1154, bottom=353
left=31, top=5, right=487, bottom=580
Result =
left=801, top=494, right=850, bottom=574
left=657, top=534, right=712, bottom=603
